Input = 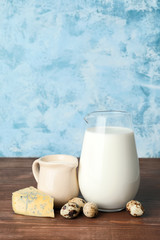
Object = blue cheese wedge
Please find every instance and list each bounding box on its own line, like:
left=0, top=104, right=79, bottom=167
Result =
left=12, top=186, right=54, bottom=218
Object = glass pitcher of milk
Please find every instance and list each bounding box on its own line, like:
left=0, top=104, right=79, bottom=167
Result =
left=78, top=111, right=140, bottom=212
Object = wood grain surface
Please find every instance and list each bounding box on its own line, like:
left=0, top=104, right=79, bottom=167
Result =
left=0, top=158, right=160, bottom=240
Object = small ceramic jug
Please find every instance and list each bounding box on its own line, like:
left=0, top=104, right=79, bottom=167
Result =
left=32, top=154, right=79, bottom=208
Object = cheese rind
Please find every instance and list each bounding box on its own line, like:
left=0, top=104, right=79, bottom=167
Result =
left=12, top=186, right=55, bottom=218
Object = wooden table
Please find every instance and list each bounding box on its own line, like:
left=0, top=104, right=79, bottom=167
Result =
left=0, top=158, right=160, bottom=240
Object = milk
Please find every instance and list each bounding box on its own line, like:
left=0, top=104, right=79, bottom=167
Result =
left=78, top=126, right=140, bottom=211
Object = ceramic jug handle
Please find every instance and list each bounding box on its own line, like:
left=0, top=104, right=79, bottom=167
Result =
left=32, top=159, right=40, bottom=183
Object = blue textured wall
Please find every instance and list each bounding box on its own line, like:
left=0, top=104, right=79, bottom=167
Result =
left=0, top=0, right=160, bottom=157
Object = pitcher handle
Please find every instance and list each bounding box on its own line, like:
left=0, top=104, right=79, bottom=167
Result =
left=32, top=159, right=40, bottom=183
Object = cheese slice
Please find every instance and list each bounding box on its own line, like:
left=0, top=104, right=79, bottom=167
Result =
left=12, top=186, right=55, bottom=218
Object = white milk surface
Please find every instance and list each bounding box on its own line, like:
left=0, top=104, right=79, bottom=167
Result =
left=79, top=127, right=140, bottom=211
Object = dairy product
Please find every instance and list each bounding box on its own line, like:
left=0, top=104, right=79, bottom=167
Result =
left=12, top=186, right=55, bottom=217
left=78, top=126, right=140, bottom=211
